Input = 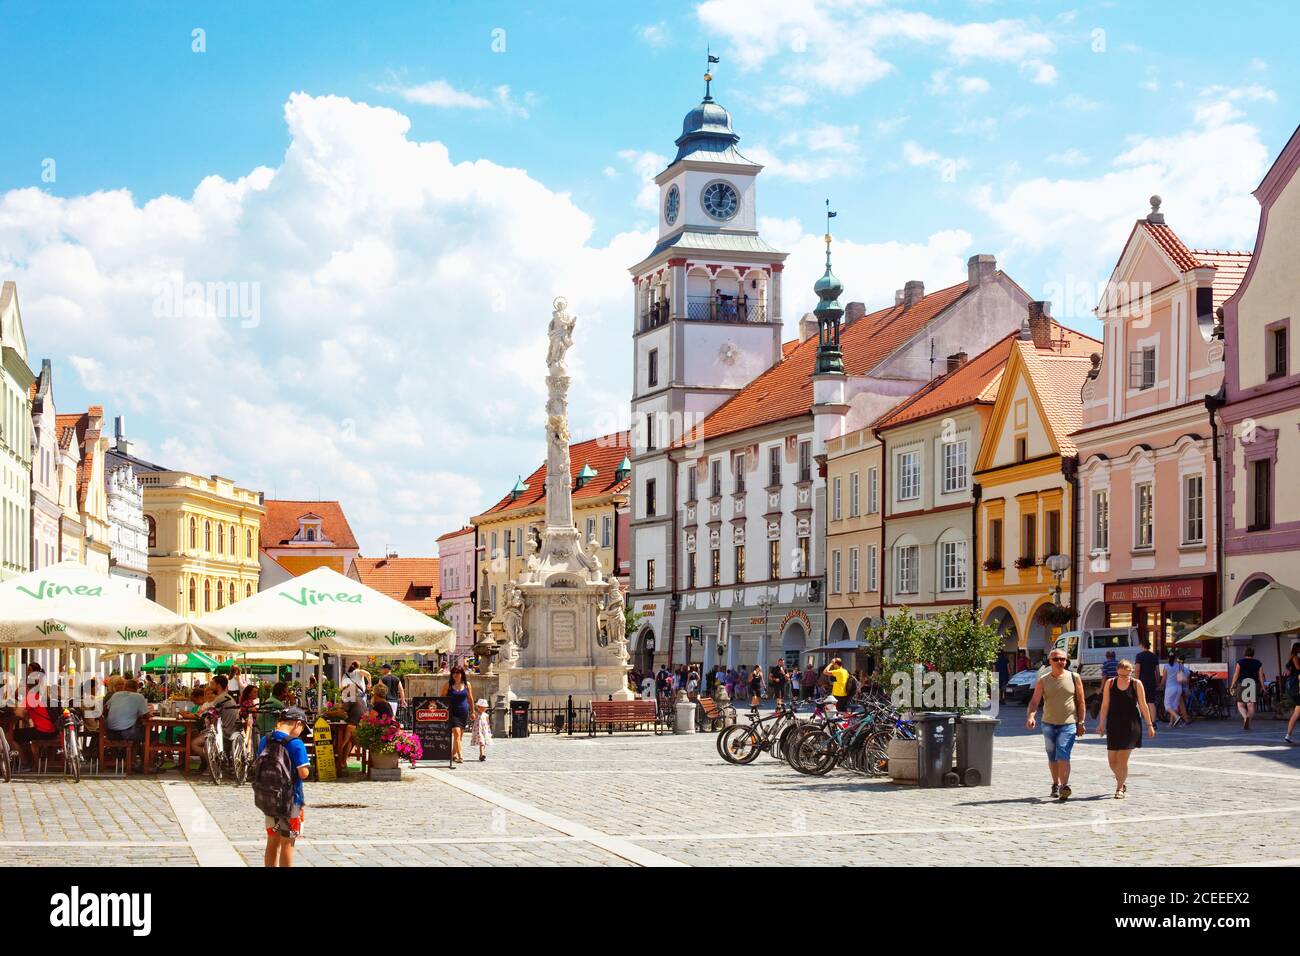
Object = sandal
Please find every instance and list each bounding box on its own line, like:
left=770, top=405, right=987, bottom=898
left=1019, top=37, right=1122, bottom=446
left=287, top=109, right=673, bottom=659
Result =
left=1114, top=789, right=1126, bottom=799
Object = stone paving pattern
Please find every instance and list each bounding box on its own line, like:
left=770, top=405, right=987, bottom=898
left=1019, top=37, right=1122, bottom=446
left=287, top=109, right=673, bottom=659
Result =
left=1, top=707, right=1296, bottom=866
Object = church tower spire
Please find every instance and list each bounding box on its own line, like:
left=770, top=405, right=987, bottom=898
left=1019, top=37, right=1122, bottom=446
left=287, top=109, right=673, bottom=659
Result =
left=814, top=200, right=845, bottom=375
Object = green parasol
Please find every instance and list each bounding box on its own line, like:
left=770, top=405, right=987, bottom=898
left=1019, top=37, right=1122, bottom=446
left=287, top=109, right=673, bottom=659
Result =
left=141, top=650, right=222, bottom=673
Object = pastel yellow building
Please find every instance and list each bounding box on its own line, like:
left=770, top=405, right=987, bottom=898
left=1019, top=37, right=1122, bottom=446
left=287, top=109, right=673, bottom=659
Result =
left=472, top=431, right=631, bottom=628
left=975, top=319, right=1097, bottom=661
left=110, top=447, right=264, bottom=619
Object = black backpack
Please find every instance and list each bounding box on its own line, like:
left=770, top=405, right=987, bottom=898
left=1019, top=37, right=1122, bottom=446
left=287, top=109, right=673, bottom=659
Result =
left=252, top=736, right=295, bottom=819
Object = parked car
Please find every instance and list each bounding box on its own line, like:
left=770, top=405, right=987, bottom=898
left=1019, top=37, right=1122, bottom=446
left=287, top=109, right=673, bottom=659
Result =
left=1003, top=668, right=1042, bottom=705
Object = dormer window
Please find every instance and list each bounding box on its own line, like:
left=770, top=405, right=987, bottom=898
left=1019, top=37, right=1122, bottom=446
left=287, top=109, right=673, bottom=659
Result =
left=294, top=514, right=326, bottom=544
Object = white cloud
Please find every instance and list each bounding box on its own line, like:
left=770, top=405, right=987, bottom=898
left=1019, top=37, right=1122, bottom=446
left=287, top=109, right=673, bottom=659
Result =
left=697, top=1, right=1056, bottom=96
left=776, top=222, right=976, bottom=317
left=902, top=140, right=970, bottom=181
left=639, top=21, right=670, bottom=48
left=1020, top=60, right=1058, bottom=85
left=617, top=148, right=668, bottom=210
left=375, top=79, right=491, bottom=110
left=972, top=94, right=1269, bottom=309
left=4, top=93, right=653, bottom=554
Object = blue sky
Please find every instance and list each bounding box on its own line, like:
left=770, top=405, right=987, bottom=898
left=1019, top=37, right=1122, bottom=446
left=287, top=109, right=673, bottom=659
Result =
left=1, top=0, right=1293, bottom=555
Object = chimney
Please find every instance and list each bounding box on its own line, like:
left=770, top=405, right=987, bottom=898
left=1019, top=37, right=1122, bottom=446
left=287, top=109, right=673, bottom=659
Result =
left=946, top=351, right=968, bottom=374
left=799, top=312, right=819, bottom=343
left=844, top=302, right=866, bottom=325
left=113, top=415, right=133, bottom=455
left=1027, top=300, right=1053, bottom=349
left=967, top=254, right=997, bottom=288
left=894, top=289, right=904, bottom=306
left=902, top=280, right=925, bottom=310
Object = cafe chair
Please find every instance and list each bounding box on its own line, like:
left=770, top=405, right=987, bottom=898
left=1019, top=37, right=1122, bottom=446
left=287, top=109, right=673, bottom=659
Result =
left=30, top=738, right=64, bottom=774
left=99, top=734, right=138, bottom=775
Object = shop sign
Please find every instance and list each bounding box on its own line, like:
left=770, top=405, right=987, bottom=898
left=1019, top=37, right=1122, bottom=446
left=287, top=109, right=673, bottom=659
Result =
left=1105, top=578, right=1205, bottom=604
left=313, top=717, right=336, bottom=782
left=412, top=696, right=453, bottom=761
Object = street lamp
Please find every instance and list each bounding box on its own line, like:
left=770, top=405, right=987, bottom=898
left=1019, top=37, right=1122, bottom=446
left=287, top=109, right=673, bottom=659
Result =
left=1045, top=554, right=1071, bottom=605
left=756, top=590, right=775, bottom=674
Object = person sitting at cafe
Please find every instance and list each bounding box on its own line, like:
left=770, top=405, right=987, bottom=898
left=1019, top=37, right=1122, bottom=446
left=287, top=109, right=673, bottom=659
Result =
left=189, top=675, right=241, bottom=765
left=11, top=667, right=57, bottom=772
left=104, top=678, right=149, bottom=744
left=264, top=682, right=289, bottom=712
left=368, top=684, right=394, bottom=720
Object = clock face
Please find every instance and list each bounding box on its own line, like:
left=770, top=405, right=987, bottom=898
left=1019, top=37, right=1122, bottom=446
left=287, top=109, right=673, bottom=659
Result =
left=664, top=184, right=680, bottom=225
left=701, top=180, right=739, bottom=221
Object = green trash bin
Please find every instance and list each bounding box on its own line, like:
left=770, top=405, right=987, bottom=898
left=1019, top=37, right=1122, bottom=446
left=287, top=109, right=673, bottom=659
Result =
left=956, top=714, right=1000, bottom=786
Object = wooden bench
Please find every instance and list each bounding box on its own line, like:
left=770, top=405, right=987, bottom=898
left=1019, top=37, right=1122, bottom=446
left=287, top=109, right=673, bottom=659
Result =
left=589, top=700, right=661, bottom=736
left=695, top=695, right=737, bottom=732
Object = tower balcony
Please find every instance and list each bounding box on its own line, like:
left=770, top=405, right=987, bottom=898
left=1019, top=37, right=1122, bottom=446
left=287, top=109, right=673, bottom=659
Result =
left=686, top=295, right=766, bottom=323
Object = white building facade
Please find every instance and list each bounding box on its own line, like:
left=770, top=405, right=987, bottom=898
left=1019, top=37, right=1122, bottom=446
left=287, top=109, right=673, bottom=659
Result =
left=105, top=418, right=149, bottom=596
left=0, top=282, right=35, bottom=582
left=30, top=359, right=62, bottom=571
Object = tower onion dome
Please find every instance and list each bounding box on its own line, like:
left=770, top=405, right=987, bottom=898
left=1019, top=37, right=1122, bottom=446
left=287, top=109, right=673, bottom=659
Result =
left=814, top=223, right=845, bottom=376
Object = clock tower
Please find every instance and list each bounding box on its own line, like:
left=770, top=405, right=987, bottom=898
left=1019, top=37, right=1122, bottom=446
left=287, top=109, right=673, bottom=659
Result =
left=626, top=63, right=787, bottom=663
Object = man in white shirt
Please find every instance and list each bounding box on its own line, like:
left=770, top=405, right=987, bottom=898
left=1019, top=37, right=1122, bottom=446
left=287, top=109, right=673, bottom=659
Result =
left=104, top=678, right=149, bottom=743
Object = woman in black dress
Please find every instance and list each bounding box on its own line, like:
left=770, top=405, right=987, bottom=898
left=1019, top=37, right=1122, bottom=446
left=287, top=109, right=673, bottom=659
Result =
left=1097, top=659, right=1157, bottom=798
left=445, top=665, right=473, bottom=769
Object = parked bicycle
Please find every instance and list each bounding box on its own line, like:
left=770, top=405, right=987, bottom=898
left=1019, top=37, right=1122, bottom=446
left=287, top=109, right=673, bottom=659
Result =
left=1185, top=673, right=1229, bottom=720
left=57, top=706, right=85, bottom=783
left=716, top=699, right=802, bottom=764
left=0, top=724, right=11, bottom=783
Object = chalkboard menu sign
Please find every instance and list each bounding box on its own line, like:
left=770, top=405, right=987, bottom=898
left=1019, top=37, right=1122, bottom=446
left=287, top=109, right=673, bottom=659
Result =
left=412, top=696, right=453, bottom=762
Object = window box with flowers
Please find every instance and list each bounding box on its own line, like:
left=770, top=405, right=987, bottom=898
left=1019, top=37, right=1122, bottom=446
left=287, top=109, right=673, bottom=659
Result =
left=1013, top=556, right=1036, bottom=571
left=981, top=558, right=1003, bottom=573
left=355, top=712, right=423, bottom=779
left=1036, top=603, right=1076, bottom=629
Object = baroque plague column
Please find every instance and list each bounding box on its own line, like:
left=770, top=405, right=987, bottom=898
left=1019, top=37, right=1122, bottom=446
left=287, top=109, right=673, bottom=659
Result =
left=496, top=298, right=633, bottom=706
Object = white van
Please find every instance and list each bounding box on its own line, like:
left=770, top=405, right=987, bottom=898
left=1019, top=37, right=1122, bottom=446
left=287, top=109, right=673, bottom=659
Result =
left=1054, top=627, right=1140, bottom=715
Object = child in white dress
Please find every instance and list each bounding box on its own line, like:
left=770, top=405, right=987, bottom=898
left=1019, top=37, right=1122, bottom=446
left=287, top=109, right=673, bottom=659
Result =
left=471, top=698, right=493, bottom=762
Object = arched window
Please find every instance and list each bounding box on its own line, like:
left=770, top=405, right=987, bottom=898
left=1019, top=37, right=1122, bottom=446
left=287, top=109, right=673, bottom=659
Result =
left=145, top=576, right=156, bottom=602
left=246, top=582, right=253, bottom=598
left=246, top=529, right=253, bottom=558
left=204, top=579, right=211, bottom=612
left=229, top=526, right=236, bottom=555
left=190, top=518, right=197, bottom=549
left=188, top=579, right=196, bottom=612
left=216, top=523, right=224, bottom=555
left=228, top=581, right=236, bottom=605
left=217, top=581, right=224, bottom=609
left=306, top=528, right=315, bottom=542
left=145, top=515, right=157, bottom=550
left=204, top=521, right=211, bottom=552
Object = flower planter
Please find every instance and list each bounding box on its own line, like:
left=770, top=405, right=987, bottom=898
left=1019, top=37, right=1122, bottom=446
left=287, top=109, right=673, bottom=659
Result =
left=368, top=750, right=401, bottom=781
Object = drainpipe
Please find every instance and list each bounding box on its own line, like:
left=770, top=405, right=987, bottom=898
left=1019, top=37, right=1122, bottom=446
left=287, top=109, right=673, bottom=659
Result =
left=874, top=428, right=889, bottom=615
left=971, top=482, right=981, bottom=614
left=1063, top=455, right=1080, bottom=621
left=1205, top=387, right=1226, bottom=618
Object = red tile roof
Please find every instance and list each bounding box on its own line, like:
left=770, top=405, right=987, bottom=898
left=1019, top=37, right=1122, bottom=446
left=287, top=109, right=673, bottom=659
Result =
left=681, top=280, right=978, bottom=446
left=873, top=321, right=1099, bottom=432
left=1140, top=221, right=1206, bottom=272
left=1194, top=250, right=1252, bottom=310
left=352, top=556, right=442, bottom=615
left=260, top=500, right=359, bottom=550
left=479, top=430, right=631, bottom=517
left=435, top=525, right=475, bottom=544
left=56, top=409, right=104, bottom=511
left=1016, top=342, right=1097, bottom=455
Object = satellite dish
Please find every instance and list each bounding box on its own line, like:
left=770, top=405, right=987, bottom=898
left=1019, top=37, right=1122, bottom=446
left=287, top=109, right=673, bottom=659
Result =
left=1195, top=287, right=1221, bottom=343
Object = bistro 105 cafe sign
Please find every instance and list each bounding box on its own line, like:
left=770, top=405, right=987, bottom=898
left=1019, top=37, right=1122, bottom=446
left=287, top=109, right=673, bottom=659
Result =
left=1105, top=578, right=1205, bottom=604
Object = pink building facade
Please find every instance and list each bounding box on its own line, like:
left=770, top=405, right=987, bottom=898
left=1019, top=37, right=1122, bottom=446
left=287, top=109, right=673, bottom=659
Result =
left=1074, top=200, right=1250, bottom=659
left=1216, top=124, right=1300, bottom=673
left=436, top=525, right=477, bottom=660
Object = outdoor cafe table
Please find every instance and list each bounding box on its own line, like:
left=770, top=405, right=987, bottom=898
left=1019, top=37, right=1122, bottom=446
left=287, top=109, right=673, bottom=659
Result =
left=144, top=715, right=194, bottom=775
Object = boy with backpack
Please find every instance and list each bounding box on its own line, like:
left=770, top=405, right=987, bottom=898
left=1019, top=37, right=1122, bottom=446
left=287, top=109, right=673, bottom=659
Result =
left=253, top=706, right=312, bottom=867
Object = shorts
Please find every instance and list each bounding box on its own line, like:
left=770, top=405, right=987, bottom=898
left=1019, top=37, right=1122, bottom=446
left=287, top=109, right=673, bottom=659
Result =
left=1042, top=722, right=1078, bottom=762
left=265, top=804, right=304, bottom=841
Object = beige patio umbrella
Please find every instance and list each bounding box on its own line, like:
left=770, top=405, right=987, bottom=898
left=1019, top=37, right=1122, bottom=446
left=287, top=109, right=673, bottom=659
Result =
left=1176, top=582, right=1300, bottom=644
left=189, top=565, right=452, bottom=655
left=0, top=560, right=189, bottom=653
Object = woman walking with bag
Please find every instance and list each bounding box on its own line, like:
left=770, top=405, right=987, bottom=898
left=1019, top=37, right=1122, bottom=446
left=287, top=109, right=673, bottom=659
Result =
left=1096, top=659, right=1156, bottom=798
left=444, top=665, right=473, bottom=768
left=1161, top=653, right=1190, bottom=728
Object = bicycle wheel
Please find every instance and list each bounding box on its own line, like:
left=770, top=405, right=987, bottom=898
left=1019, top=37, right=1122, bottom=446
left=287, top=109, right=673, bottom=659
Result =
left=789, top=726, right=837, bottom=776
left=0, top=734, right=11, bottom=783
left=719, top=723, right=763, bottom=764
left=231, top=734, right=250, bottom=786
left=206, top=734, right=223, bottom=784
left=64, top=726, right=81, bottom=784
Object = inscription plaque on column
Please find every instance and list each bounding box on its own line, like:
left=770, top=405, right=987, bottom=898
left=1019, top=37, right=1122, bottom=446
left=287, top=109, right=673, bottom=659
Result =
left=551, top=609, right=577, bottom=653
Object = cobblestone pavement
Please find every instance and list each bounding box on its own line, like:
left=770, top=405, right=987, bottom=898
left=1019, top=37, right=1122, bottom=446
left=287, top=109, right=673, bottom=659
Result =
left=1, top=707, right=1297, bottom=866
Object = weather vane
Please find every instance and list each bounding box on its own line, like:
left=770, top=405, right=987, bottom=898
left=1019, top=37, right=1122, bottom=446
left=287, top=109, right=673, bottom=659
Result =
left=825, top=198, right=837, bottom=260
left=704, top=46, right=719, bottom=101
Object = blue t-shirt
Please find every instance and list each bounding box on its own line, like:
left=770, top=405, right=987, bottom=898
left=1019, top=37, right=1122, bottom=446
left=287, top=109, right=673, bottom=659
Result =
left=259, top=731, right=309, bottom=808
